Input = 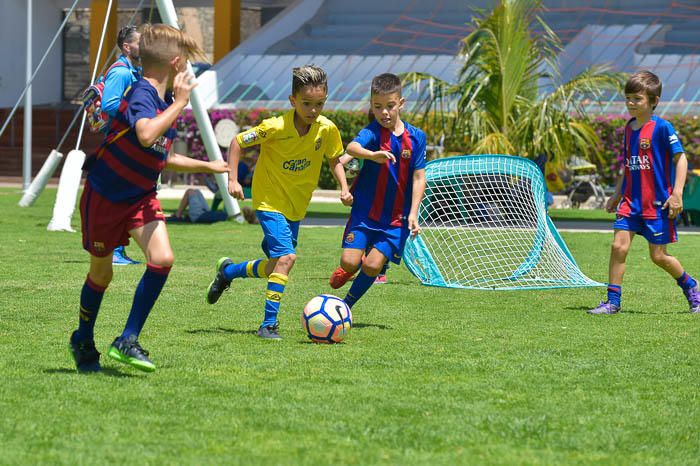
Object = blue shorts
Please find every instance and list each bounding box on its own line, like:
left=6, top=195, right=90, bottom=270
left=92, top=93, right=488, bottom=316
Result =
left=613, top=215, right=677, bottom=245
left=257, top=210, right=300, bottom=258
left=342, top=218, right=409, bottom=265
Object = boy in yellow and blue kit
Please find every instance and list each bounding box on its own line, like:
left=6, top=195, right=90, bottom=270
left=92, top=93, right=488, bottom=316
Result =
left=206, top=65, right=352, bottom=339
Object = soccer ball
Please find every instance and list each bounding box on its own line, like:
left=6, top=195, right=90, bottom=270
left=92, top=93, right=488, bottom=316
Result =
left=301, top=294, right=352, bottom=344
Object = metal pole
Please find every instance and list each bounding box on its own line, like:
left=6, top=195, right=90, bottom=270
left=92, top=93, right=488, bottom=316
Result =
left=23, top=0, right=33, bottom=192
left=155, top=0, right=242, bottom=220
left=76, top=0, right=114, bottom=151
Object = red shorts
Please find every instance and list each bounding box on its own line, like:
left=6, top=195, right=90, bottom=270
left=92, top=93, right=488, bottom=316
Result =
left=80, top=182, right=165, bottom=257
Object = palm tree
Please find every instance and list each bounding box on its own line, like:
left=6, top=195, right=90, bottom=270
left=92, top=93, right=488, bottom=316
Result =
left=404, top=0, right=624, bottom=163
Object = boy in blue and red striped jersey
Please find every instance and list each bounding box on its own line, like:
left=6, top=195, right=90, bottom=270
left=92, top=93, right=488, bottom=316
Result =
left=589, top=70, right=700, bottom=315
left=329, top=73, right=427, bottom=309
left=69, top=24, right=229, bottom=373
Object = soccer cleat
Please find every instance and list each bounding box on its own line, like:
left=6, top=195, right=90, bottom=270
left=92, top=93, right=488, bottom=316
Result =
left=206, top=257, right=233, bottom=304
left=684, top=286, right=700, bottom=313
left=587, top=301, right=621, bottom=315
left=107, top=335, right=155, bottom=372
left=329, top=266, right=355, bottom=289
left=374, top=275, right=387, bottom=284
left=257, top=323, right=282, bottom=340
left=69, top=331, right=101, bottom=373
left=112, top=246, right=140, bottom=265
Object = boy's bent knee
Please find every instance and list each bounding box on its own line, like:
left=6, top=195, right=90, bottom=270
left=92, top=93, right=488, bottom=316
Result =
left=649, top=249, right=670, bottom=265
left=361, top=262, right=384, bottom=277
left=277, top=253, right=296, bottom=268
left=150, top=252, right=175, bottom=268
left=611, top=241, right=630, bottom=256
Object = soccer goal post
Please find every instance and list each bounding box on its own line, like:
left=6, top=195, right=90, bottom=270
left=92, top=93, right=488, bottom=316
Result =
left=403, top=154, right=603, bottom=290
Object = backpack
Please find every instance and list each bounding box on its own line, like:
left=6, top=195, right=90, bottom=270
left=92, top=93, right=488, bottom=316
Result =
left=82, top=61, right=128, bottom=133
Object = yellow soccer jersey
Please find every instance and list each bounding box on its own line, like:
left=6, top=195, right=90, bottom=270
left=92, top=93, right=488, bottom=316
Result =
left=236, top=109, right=344, bottom=221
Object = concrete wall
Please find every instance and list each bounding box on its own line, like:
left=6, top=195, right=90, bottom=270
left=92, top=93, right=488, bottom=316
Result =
left=0, top=0, right=63, bottom=107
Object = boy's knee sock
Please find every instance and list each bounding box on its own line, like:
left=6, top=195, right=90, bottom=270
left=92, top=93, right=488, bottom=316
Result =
left=121, top=264, right=171, bottom=339
left=75, top=276, right=107, bottom=342
left=677, top=272, right=698, bottom=291
left=262, top=273, right=288, bottom=327
left=607, top=284, right=622, bottom=307
left=224, top=259, right=269, bottom=280
left=344, top=271, right=376, bottom=309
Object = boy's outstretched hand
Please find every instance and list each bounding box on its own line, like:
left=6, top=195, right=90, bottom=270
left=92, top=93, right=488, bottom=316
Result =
left=173, top=71, right=198, bottom=106
left=662, top=193, right=683, bottom=219
left=340, top=190, right=353, bottom=206
left=408, top=214, right=421, bottom=238
left=371, top=150, right=396, bottom=165
left=209, top=160, right=229, bottom=173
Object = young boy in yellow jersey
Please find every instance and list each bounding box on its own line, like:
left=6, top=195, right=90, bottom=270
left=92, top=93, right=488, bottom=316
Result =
left=206, top=65, right=352, bottom=339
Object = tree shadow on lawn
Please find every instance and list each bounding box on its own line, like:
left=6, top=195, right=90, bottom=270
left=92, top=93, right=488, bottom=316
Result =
left=185, top=327, right=257, bottom=335
left=43, top=367, right=135, bottom=378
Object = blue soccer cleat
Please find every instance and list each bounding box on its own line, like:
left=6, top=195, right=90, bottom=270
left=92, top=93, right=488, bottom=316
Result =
left=113, top=246, right=140, bottom=265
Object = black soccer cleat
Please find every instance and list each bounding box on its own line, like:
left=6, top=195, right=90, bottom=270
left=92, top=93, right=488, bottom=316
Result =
left=257, top=323, right=282, bottom=340
left=69, top=331, right=101, bottom=373
left=107, top=335, right=156, bottom=372
left=206, top=257, right=233, bottom=304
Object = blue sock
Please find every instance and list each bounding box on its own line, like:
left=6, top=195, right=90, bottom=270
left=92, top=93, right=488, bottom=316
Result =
left=676, top=272, right=698, bottom=291
left=121, top=264, right=171, bottom=338
left=607, top=284, right=622, bottom=307
left=344, top=271, right=376, bottom=309
left=224, top=259, right=268, bottom=280
left=75, top=276, right=107, bottom=342
left=262, top=273, right=287, bottom=327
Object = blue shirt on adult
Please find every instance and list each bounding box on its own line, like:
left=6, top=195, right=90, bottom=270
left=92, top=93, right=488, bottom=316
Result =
left=101, top=54, right=141, bottom=117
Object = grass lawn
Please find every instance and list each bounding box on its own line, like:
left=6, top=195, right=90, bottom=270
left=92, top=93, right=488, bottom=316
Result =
left=1, top=188, right=699, bottom=465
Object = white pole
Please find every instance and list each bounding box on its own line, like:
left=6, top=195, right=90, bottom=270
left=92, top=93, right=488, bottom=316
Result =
left=154, top=0, right=242, bottom=221
left=23, top=0, right=33, bottom=192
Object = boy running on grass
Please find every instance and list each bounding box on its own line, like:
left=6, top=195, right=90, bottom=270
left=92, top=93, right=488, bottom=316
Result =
left=589, top=70, right=700, bottom=315
left=329, top=73, right=427, bottom=309
left=69, top=24, right=229, bottom=373
left=206, top=65, right=352, bottom=339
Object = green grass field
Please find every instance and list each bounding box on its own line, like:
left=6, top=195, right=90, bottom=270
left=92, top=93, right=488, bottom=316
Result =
left=1, top=187, right=699, bottom=465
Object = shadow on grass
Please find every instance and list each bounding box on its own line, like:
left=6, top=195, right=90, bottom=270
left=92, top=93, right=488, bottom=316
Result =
left=43, top=367, right=134, bottom=378
left=185, top=327, right=257, bottom=335
left=352, top=322, right=392, bottom=330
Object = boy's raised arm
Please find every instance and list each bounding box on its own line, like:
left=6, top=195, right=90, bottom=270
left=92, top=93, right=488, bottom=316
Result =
left=135, top=72, right=197, bottom=147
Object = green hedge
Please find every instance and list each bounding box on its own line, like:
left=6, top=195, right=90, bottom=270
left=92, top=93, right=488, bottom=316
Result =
left=177, top=109, right=700, bottom=189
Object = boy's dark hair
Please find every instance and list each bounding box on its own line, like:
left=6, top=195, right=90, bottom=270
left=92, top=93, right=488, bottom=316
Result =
left=625, top=70, right=662, bottom=110
left=371, top=73, right=402, bottom=96
left=117, top=25, right=139, bottom=51
left=291, top=65, right=328, bottom=95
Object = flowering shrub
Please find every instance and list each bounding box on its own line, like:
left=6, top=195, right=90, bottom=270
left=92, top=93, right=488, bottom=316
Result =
left=176, top=110, right=699, bottom=189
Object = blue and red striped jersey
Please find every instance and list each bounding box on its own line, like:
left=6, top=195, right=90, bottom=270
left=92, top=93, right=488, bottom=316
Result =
left=87, top=79, right=176, bottom=204
left=617, top=115, right=684, bottom=219
left=349, top=120, right=427, bottom=227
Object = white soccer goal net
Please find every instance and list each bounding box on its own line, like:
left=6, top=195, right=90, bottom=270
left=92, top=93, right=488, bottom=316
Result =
left=404, top=155, right=603, bottom=290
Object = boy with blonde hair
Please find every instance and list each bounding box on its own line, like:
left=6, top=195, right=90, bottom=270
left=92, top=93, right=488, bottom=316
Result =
left=589, top=70, right=699, bottom=315
left=70, top=24, right=229, bottom=372
left=206, top=65, right=352, bottom=339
